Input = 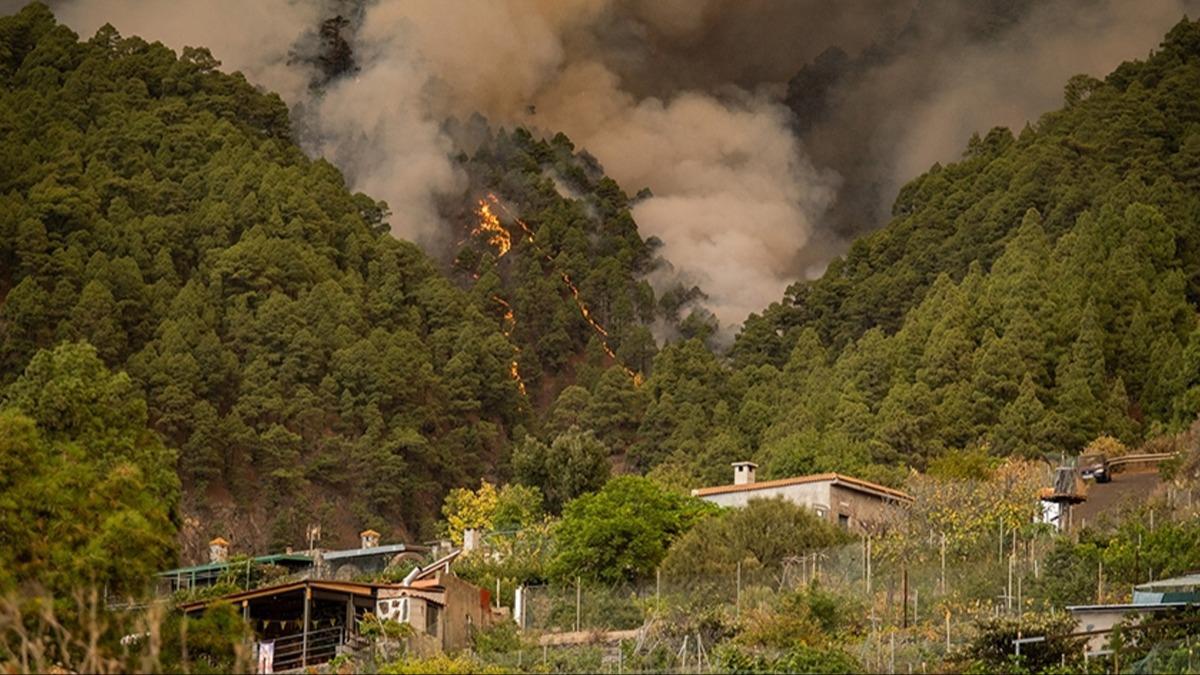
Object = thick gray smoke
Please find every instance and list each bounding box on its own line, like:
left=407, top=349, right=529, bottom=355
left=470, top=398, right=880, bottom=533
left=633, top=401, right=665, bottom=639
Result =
left=40, top=0, right=1200, bottom=330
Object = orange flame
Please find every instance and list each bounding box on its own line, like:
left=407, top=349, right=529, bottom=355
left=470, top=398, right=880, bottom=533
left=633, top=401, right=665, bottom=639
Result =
left=491, top=294, right=525, bottom=395
left=473, top=200, right=511, bottom=257
left=484, top=192, right=642, bottom=386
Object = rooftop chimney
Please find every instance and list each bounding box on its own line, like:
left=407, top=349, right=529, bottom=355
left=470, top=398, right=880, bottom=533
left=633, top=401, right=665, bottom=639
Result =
left=209, top=537, right=230, bottom=563
left=360, top=529, right=380, bottom=549
left=732, top=461, right=758, bottom=486
left=463, top=528, right=479, bottom=553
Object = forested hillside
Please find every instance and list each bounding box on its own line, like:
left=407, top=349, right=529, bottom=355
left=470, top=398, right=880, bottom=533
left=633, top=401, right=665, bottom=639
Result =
left=698, top=18, right=1200, bottom=485
left=0, top=4, right=529, bottom=549
left=6, top=2, right=1200, bottom=552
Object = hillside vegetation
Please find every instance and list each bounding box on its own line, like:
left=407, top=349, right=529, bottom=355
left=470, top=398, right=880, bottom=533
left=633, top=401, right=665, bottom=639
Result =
left=0, top=4, right=527, bottom=548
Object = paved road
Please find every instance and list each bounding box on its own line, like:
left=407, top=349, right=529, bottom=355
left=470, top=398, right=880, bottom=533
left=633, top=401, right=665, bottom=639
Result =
left=1071, top=469, right=1161, bottom=528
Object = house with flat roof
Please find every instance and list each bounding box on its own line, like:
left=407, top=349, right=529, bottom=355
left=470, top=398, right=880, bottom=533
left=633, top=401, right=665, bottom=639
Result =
left=1066, top=573, right=1200, bottom=654
left=157, top=537, right=314, bottom=592
left=179, top=548, right=503, bottom=669
left=691, top=461, right=912, bottom=532
left=157, top=531, right=431, bottom=592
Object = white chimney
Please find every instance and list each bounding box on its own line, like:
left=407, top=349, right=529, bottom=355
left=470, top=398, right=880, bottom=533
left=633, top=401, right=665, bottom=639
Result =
left=360, top=529, right=380, bottom=549
left=732, top=461, right=758, bottom=486
left=463, top=528, right=479, bottom=553
left=209, top=537, right=230, bottom=563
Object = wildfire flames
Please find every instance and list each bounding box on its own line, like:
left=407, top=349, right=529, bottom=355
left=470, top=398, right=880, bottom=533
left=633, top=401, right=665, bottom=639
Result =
left=472, top=201, right=511, bottom=257
left=472, top=193, right=642, bottom=389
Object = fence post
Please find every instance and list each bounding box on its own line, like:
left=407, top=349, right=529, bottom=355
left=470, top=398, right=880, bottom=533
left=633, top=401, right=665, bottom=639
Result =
left=575, top=577, right=581, bottom=632
left=940, top=533, right=946, bottom=594
left=736, top=561, right=742, bottom=617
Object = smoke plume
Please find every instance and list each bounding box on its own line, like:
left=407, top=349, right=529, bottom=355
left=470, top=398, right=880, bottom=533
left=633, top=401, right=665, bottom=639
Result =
left=38, top=0, right=1200, bottom=330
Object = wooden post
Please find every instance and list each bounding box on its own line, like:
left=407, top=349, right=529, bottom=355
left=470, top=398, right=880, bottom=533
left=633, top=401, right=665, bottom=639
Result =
left=301, top=585, right=311, bottom=667
left=890, top=631, right=896, bottom=674
left=945, top=609, right=951, bottom=652
left=656, top=567, right=661, bottom=606
left=1007, top=555, right=1013, bottom=613
left=575, top=577, right=581, bottom=632
left=867, top=537, right=873, bottom=595
left=940, top=533, right=946, bottom=594
left=736, top=561, right=742, bottom=617
left=1017, top=573, right=1022, bottom=619
left=1097, top=560, right=1104, bottom=603
left=902, top=568, right=909, bottom=629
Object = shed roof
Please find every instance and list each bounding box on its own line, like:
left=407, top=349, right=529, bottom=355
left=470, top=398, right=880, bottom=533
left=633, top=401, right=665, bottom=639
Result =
left=1066, top=602, right=1193, bottom=613
left=692, top=472, right=912, bottom=503
left=158, top=553, right=313, bottom=578
left=179, top=579, right=386, bottom=613
left=321, top=542, right=425, bottom=561
left=1135, top=573, right=1200, bottom=590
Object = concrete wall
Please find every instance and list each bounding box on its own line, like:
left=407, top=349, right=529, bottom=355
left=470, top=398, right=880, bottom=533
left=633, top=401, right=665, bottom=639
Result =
left=828, top=484, right=902, bottom=531
left=701, top=482, right=832, bottom=511
left=438, top=573, right=492, bottom=651
left=700, top=480, right=903, bottom=533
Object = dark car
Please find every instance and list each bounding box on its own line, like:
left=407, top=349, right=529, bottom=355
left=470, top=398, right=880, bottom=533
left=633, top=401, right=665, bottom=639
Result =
left=1079, top=453, right=1110, bottom=483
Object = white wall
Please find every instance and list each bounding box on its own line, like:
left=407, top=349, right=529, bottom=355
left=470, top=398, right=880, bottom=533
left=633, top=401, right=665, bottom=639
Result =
left=700, top=481, right=832, bottom=512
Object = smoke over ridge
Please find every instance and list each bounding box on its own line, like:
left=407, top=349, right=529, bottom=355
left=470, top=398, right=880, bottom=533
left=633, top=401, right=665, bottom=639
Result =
left=39, top=0, right=1200, bottom=330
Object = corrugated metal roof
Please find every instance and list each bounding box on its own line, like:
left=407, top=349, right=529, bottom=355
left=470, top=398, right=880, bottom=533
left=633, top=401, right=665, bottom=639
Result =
left=1135, top=573, right=1200, bottom=590
left=158, top=553, right=313, bottom=577
left=179, top=579, right=386, bottom=613
left=1067, top=602, right=1192, bottom=612
left=322, top=543, right=425, bottom=561
left=692, top=472, right=912, bottom=502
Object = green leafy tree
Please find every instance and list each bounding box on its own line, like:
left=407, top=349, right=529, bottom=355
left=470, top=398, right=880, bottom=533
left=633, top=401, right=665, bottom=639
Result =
left=551, top=476, right=713, bottom=584
left=512, top=427, right=610, bottom=513
left=661, top=497, right=847, bottom=578
left=0, top=342, right=178, bottom=597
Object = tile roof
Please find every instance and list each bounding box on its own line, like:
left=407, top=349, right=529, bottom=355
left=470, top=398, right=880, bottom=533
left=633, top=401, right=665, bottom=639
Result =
left=692, top=472, right=912, bottom=503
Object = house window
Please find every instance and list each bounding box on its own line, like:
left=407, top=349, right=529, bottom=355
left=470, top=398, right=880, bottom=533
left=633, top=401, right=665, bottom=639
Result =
left=400, top=598, right=409, bottom=622
left=838, top=513, right=850, bottom=529
left=814, top=506, right=828, bottom=519
left=426, top=604, right=441, bottom=635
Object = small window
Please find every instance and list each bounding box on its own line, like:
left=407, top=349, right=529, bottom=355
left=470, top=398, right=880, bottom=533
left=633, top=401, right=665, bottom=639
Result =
left=837, top=513, right=850, bottom=529
left=426, top=604, right=441, bottom=635
left=401, top=598, right=409, bottom=622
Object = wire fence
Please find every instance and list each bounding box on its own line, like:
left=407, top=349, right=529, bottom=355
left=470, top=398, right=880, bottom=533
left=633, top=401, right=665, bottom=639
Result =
left=512, top=527, right=1077, bottom=674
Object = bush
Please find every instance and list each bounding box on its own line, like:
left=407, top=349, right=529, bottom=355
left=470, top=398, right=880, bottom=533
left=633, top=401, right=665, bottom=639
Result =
left=955, top=611, right=1085, bottom=674
left=712, top=642, right=862, bottom=674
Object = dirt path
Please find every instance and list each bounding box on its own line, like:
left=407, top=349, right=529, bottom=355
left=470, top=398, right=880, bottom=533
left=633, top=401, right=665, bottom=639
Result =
left=1071, top=468, right=1161, bottom=528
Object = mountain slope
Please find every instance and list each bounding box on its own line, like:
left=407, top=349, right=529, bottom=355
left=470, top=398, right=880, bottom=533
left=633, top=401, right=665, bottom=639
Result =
left=0, top=4, right=524, bottom=553
left=697, top=18, right=1200, bottom=484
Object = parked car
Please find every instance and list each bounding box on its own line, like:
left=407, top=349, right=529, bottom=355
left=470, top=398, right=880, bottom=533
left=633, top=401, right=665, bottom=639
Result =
left=1078, top=453, right=1110, bottom=483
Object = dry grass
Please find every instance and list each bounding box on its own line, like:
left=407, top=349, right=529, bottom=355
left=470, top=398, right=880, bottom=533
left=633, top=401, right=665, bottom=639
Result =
left=0, top=587, right=251, bottom=674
